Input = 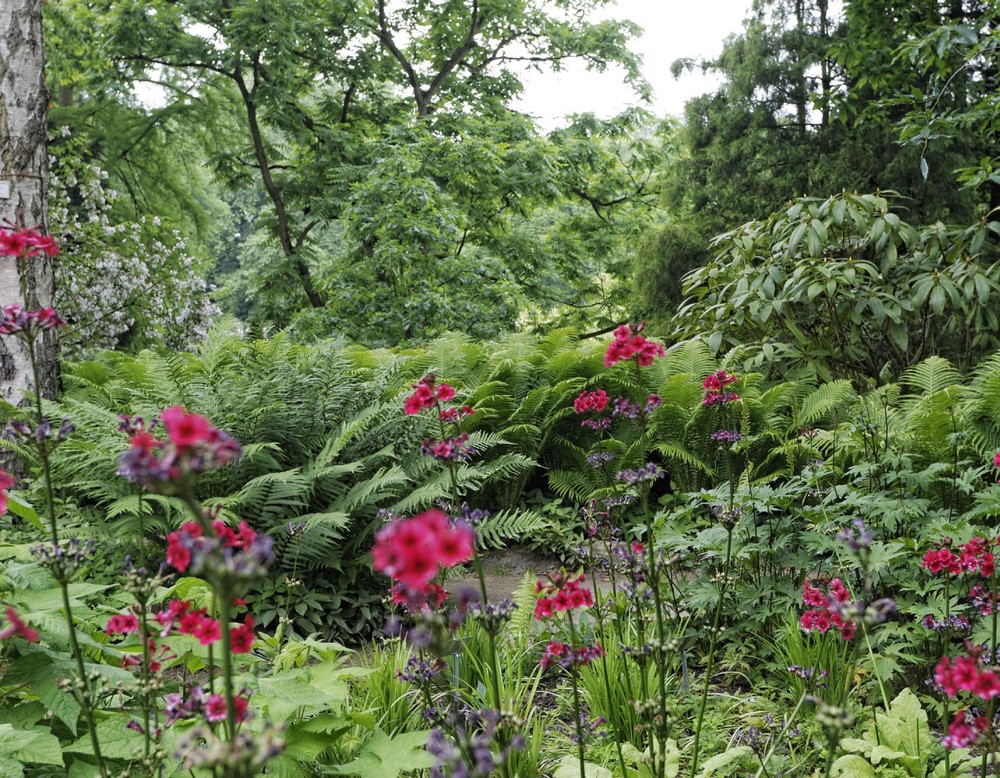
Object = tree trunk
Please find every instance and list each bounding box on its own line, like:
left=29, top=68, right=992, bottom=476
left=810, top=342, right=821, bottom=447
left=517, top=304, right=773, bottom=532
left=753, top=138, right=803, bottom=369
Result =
left=0, top=0, right=59, bottom=403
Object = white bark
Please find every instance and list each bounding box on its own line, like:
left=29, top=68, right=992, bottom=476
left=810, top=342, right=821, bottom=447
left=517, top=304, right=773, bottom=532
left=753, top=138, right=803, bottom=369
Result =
left=0, top=0, right=58, bottom=403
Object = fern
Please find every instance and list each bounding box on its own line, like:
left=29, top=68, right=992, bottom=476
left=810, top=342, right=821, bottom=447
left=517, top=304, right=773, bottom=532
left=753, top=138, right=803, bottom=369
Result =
left=475, top=509, right=549, bottom=550
left=794, top=380, right=855, bottom=428
left=901, top=356, right=962, bottom=395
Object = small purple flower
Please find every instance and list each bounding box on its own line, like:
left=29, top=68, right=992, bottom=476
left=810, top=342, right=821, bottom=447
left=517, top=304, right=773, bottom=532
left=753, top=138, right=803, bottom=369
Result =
left=836, top=518, right=873, bottom=553
left=711, top=429, right=742, bottom=444
left=611, top=396, right=640, bottom=419
left=616, top=463, right=664, bottom=485
left=586, top=451, right=616, bottom=468
left=420, top=433, right=474, bottom=461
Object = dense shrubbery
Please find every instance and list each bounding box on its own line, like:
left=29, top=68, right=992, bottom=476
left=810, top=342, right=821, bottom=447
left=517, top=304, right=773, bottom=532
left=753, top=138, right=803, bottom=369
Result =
left=7, top=228, right=1000, bottom=774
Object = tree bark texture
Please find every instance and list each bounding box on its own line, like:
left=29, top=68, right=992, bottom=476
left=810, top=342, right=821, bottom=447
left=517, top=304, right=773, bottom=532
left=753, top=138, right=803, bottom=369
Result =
left=0, top=0, right=59, bottom=403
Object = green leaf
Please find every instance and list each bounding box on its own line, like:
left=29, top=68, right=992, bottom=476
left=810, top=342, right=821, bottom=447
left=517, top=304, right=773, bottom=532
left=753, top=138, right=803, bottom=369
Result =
left=0, top=724, right=63, bottom=766
left=831, top=755, right=877, bottom=777
left=884, top=688, right=931, bottom=777
left=66, top=717, right=146, bottom=760
left=258, top=665, right=350, bottom=720
left=5, top=494, right=42, bottom=533
left=929, top=284, right=947, bottom=315
left=554, top=757, right=614, bottom=778
left=697, top=746, right=752, bottom=776
left=325, top=730, right=434, bottom=778
left=4, top=654, right=81, bottom=731
left=0, top=755, right=23, bottom=778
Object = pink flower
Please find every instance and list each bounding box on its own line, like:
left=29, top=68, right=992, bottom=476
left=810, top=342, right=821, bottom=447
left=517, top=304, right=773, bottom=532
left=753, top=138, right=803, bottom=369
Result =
left=0, top=229, right=60, bottom=258
left=573, top=390, right=609, bottom=414
left=204, top=694, right=228, bottom=723
left=440, top=405, right=474, bottom=423
left=603, top=323, right=664, bottom=368
left=943, top=711, right=987, bottom=749
left=404, top=379, right=438, bottom=415
left=106, top=613, right=140, bottom=635
left=160, top=406, right=213, bottom=451
left=535, top=572, right=594, bottom=619
left=922, top=547, right=960, bottom=575
left=0, top=230, right=30, bottom=257
left=191, top=616, right=221, bottom=646
left=372, top=509, right=475, bottom=589
left=230, top=617, right=255, bottom=654
left=799, top=578, right=855, bottom=640
left=0, top=469, right=15, bottom=516
left=994, top=451, right=1000, bottom=468
left=0, top=606, right=39, bottom=642
left=119, top=408, right=242, bottom=490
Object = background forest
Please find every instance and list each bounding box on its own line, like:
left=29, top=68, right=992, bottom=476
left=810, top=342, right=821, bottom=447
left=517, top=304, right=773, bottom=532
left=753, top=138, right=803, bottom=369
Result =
left=43, top=0, right=999, bottom=358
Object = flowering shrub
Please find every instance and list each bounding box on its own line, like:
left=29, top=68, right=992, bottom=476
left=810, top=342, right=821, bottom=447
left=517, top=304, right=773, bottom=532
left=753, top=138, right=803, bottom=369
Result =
left=48, top=147, right=218, bottom=356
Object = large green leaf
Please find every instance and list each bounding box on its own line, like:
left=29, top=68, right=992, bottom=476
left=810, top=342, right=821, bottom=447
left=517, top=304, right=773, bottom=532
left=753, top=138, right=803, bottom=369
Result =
left=325, top=729, right=434, bottom=778
left=0, top=724, right=63, bottom=766
left=831, top=755, right=877, bottom=777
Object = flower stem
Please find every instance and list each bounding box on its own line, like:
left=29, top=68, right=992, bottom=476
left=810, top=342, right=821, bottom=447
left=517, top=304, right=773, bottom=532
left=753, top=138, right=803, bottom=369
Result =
left=690, top=522, right=734, bottom=777
left=27, top=337, right=108, bottom=777
left=566, top=610, right=587, bottom=778
left=218, top=593, right=237, bottom=741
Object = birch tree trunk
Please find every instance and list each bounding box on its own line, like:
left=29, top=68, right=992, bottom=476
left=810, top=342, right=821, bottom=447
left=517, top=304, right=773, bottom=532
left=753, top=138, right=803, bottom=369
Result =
left=0, top=0, right=59, bottom=403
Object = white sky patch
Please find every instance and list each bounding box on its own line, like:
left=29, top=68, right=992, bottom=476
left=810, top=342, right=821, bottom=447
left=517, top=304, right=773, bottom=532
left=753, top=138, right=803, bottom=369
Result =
left=134, top=1, right=753, bottom=125
left=514, top=0, right=751, bottom=130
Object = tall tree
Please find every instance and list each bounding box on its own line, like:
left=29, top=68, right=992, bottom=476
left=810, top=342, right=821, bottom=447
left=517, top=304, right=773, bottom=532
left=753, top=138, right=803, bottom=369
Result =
left=636, top=0, right=987, bottom=326
left=61, top=0, right=651, bottom=341
left=0, top=0, right=58, bottom=402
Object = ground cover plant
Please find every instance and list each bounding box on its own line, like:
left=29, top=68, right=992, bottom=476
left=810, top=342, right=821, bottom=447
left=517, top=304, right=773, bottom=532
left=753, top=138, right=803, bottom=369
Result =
left=5, top=210, right=1000, bottom=778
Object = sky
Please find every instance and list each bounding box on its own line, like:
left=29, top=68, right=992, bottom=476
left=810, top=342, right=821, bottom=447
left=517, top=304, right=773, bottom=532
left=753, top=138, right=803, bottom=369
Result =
left=514, top=0, right=753, bottom=130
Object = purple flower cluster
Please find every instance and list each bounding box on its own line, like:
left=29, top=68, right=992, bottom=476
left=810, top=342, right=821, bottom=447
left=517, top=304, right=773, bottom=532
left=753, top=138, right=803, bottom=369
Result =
left=426, top=709, right=523, bottom=778
left=469, top=597, right=518, bottom=632
left=836, top=518, right=873, bottom=553
left=710, top=429, right=742, bottom=444
left=787, top=665, right=829, bottom=681
left=586, top=451, right=616, bottom=468
left=540, top=641, right=605, bottom=669
left=704, top=392, right=739, bottom=407
left=568, top=713, right=607, bottom=745
left=612, top=397, right=640, bottom=419
left=167, top=520, right=274, bottom=585
left=5, top=418, right=75, bottom=445
left=922, top=614, right=971, bottom=632
left=420, top=433, right=473, bottom=461
left=581, top=417, right=612, bottom=431
left=31, top=537, right=96, bottom=579
left=117, top=408, right=242, bottom=493
left=616, top=463, right=664, bottom=485
left=398, top=656, right=445, bottom=684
